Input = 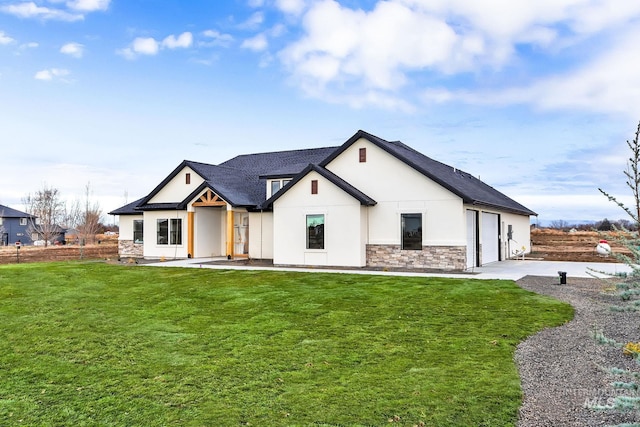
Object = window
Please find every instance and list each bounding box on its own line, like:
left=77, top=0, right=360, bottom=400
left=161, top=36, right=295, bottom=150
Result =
left=185, top=173, right=191, bottom=184
left=133, top=220, right=143, bottom=243
left=170, top=218, right=182, bottom=245
left=157, top=218, right=183, bottom=245
left=20, top=218, right=27, bottom=226
left=271, top=180, right=281, bottom=196
left=311, top=180, right=318, bottom=194
left=0, top=218, right=3, bottom=226
left=306, top=214, right=324, bottom=249
left=157, top=219, right=168, bottom=244
left=401, top=213, right=422, bottom=250
left=359, top=147, right=366, bottom=162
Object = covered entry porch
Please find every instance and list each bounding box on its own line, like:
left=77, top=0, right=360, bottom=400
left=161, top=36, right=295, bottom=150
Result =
left=188, top=189, right=249, bottom=259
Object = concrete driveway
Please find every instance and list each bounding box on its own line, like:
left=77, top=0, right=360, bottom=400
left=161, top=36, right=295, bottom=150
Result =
left=146, top=257, right=633, bottom=281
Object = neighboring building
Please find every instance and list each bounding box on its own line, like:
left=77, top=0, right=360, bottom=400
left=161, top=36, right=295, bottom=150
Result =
left=109, top=130, right=536, bottom=270
left=0, top=205, right=35, bottom=246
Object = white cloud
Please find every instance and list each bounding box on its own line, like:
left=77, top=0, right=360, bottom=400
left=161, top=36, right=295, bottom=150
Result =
left=118, top=32, right=194, bottom=60
left=18, top=41, right=38, bottom=51
left=60, top=42, right=84, bottom=58
left=66, top=0, right=110, bottom=12
left=275, top=0, right=306, bottom=15
left=273, top=0, right=640, bottom=113
left=0, top=31, right=15, bottom=45
left=132, top=37, right=159, bottom=55
left=1, top=0, right=110, bottom=21
left=241, top=33, right=268, bottom=51
left=162, top=32, right=193, bottom=49
left=1, top=2, right=83, bottom=21
left=239, top=11, right=264, bottom=29
left=201, top=30, right=234, bottom=47
left=426, top=28, right=640, bottom=119
left=34, top=68, right=70, bottom=81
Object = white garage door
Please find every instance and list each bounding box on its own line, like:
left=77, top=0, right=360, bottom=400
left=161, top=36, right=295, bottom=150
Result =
left=481, top=212, right=500, bottom=264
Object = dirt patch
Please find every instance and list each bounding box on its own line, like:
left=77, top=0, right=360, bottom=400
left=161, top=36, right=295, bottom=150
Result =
left=0, top=243, right=118, bottom=265
left=530, top=229, right=632, bottom=263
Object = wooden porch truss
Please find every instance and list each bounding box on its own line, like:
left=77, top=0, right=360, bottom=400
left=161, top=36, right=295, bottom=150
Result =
left=188, top=189, right=235, bottom=259
left=192, top=190, right=227, bottom=207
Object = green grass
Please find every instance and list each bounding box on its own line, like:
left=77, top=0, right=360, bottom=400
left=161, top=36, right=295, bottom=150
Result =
left=0, top=263, right=572, bottom=426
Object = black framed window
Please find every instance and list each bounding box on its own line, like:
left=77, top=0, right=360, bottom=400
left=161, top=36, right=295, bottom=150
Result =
left=170, top=218, right=182, bottom=245
left=401, top=213, right=422, bottom=250
left=157, top=219, right=169, bottom=245
left=306, top=214, right=324, bottom=249
left=133, top=219, right=143, bottom=243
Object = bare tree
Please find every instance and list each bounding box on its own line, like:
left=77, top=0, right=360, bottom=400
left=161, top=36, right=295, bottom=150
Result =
left=66, top=183, right=103, bottom=249
left=23, top=185, right=64, bottom=247
left=549, top=219, right=570, bottom=230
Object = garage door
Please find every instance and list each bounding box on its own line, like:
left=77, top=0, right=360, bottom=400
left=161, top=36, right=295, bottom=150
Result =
left=481, top=212, right=500, bottom=264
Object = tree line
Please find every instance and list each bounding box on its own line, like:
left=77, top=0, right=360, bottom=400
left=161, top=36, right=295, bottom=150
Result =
left=545, top=218, right=637, bottom=231
left=20, top=182, right=113, bottom=247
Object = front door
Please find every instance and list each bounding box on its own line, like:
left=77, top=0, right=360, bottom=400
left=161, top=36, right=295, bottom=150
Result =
left=234, top=212, right=249, bottom=256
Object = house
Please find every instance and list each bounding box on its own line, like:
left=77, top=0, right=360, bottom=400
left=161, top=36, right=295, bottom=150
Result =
left=109, top=130, right=536, bottom=270
left=0, top=204, right=35, bottom=246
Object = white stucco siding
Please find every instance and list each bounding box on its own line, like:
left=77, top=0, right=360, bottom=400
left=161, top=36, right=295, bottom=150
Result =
left=326, top=138, right=466, bottom=246
left=118, top=215, right=142, bottom=240
left=142, top=210, right=188, bottom=259
left=149, top=166, right=204, bottom=204
left=500, top=212, right=532, bottom=258
left=249, top=211, right=273, bottom=260
left=273, top=171, right=366, bottom=267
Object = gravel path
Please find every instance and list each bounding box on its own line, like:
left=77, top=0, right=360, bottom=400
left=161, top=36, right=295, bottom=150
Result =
left=516, top=275, right=640, bottom=426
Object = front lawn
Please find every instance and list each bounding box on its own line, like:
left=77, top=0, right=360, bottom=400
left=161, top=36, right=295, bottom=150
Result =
left=0, top=263, right=572, bottom=426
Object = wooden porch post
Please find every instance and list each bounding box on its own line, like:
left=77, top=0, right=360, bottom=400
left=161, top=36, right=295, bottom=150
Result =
left=187, top=211, right=194, bottom=257
left=226, top=209, right=234, bottom=258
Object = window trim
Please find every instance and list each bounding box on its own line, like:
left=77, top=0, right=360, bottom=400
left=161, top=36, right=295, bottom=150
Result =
left=185, top=173, right=191, bottom=185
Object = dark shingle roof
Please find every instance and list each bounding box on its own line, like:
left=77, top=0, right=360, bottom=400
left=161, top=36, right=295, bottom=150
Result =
left=108, top=198, right=145, bottom=215
left=111, top=131, right=535, bottom=217
left=320, top=130, right=536, bottom=216
left=262, top=164, right=376, bottom=208
left=220, top=147, right=338, bottom=177
left=0, top=204, right=34, bottom=218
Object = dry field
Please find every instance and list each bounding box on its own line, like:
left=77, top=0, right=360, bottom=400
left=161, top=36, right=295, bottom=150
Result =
left=0, top=234, right=118, bottom=265
left=530, top=228, right=633, bottom=263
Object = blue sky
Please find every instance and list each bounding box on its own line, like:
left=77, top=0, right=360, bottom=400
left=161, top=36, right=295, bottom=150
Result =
left=1, top=0, right=640, bottom=225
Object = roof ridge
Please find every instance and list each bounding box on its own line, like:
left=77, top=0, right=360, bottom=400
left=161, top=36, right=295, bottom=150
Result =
left=225, top=145, right=339, bottom=159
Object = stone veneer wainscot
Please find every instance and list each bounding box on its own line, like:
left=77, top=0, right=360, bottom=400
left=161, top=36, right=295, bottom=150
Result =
left=118, top=240, right=143, bottom=258
left=366, top=244, right=466, bottom=271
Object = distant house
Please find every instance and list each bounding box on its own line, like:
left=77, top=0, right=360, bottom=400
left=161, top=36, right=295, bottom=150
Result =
left=0, top=205, right=35, bottom=246
left=110, top=130, right=536, bottom=270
